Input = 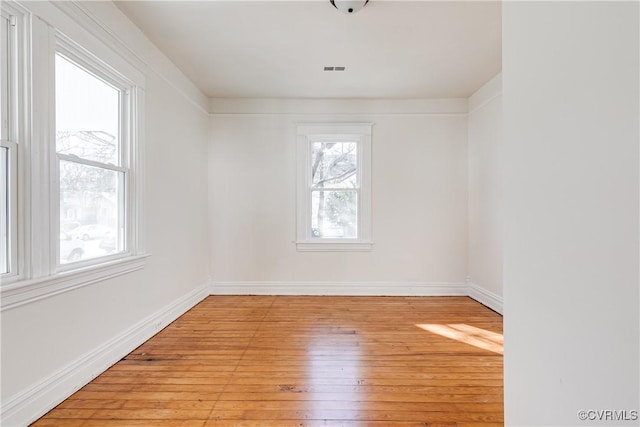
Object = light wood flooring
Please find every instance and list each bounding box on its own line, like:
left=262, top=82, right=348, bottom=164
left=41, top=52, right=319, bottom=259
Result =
left=32, top=295, right=504, bottom=426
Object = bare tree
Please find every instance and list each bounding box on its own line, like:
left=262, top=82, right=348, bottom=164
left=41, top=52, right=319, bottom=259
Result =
left=58, top=131, right=117, bottom=195
left=311, top=142, right=357, bottom=237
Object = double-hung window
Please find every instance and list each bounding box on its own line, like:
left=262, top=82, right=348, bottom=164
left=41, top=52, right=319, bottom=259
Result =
left=0, top=8, right=146, bottom=309
left=296, top=123, right=372, bottom=251
left=54, top=51, right=129, bottom=267
left=1, top=8, right=19, bottom=280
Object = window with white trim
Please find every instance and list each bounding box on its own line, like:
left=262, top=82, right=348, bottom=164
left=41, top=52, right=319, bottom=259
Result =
left=47, top=32, right=144, bottom=275
left=296, top=123, right=373, bottom=251
left=1, top=10, right=18, bottom=278
left=0, top=4, right=146, bottom=309
left=55, top=52, right=127, bottom=266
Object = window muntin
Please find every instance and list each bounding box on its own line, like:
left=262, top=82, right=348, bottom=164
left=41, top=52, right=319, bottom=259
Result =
left=55, top=52, right=128, bottom=266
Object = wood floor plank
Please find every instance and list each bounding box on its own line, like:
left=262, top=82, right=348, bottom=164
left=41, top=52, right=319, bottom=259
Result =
left=206, top=408, right=502, bottom=422
left=215, top=392, right=503, bottom=404
left=33, top=420, right=206, bottom=427
left=212, top=400, right=503, bottom=412
left=44, top=408, right=212, bottom=420
left=32, top=296, right=503, bottom=426
left=205, top=421, right=444, bottom=427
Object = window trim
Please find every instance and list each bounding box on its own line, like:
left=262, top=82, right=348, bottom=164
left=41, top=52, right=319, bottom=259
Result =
left=1, top=254, right=148, bottom=311
left=49, top=33, right=145, bottom=273
left=296, top=123, right=373, bottom=252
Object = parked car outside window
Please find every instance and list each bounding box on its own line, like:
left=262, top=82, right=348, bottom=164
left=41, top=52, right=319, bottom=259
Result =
left=68, top=224, right=112, bottom=241
left=60, top=232, right=85, bottom=262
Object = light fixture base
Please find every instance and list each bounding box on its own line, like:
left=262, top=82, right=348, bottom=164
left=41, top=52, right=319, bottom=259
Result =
left=330, top=0, right=369, bottom=15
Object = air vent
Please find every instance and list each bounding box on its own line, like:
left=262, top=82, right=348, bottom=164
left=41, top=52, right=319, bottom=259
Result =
left=324, top=66, right=346, bottom=71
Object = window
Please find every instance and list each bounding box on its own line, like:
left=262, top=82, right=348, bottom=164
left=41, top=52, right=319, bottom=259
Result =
left=296, top=123, right=372, bottom=251
left=311, top=141, right=358, bottom=238
left=0, top=7, right=147, bottom=309
left=1, top=10, right=18, bottom=279
left=55, top=53, right=126, bottom=266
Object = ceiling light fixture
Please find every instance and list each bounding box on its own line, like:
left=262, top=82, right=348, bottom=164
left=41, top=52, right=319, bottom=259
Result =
left=330, top=0, right=369, bottom=15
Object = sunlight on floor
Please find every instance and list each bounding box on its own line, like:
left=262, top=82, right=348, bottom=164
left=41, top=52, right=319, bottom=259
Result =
left=416, top=323, right=504, bottom=354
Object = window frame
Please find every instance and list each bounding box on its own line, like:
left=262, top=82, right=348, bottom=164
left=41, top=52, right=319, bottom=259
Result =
left=53, top=43, right=132, bottom=272
left=49, top=34, right=145, bottom=273
left=296, top=123, right=373, bottom=252
left=0, top=4, right=26, bottom=283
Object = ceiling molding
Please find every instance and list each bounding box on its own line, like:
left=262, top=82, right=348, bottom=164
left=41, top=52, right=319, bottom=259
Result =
left=209, top=98, right=468, bottom=116
left=468, top=72, right=502, bottom=114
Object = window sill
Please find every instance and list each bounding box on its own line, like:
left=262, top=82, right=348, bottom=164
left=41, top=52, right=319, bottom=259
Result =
left=1, top=254, right=150, bottom=311
left=296, top=241, right=373, bottom=252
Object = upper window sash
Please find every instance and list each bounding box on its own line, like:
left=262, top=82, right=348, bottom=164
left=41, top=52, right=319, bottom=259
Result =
left=55, top=49, right=129, bottom=167
left=1, top=14, right=10, bottom=142
left=309, top=136, right=360, bottom=190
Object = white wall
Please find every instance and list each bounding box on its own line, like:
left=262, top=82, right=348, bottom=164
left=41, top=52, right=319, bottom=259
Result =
left=503, top=2, right=639, bottom=425
left=1, top=2, right=210, bottom=424
left=208, top=100, right=469, bottom=292
left=467, top=74, right=503, bottom=313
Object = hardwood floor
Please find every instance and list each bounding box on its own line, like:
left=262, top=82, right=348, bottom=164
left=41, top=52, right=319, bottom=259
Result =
left=32, top=296, right=504, bottom=426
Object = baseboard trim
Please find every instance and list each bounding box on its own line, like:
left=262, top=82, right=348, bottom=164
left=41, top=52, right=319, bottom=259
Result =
left=210, top=281, right=468, bottom=296
left=467, top=282, right=503, bottom=315
left=0, top=280, right=210, bottom=427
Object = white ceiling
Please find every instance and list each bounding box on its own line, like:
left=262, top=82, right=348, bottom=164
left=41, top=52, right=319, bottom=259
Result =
left=115, top=1, right=501, bottom=99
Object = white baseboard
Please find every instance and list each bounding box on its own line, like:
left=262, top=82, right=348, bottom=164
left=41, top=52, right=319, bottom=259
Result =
left=467, top=282, right=503, bottom=315
left=0, top=280, right=210, bottom=427
left=210, top=281, right=468, bottom=296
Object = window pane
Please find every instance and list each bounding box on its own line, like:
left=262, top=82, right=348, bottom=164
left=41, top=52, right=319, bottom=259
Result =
left=1, top=15, right=9, bottom=141
left=311, top=142, right=357, bottom=189
left=59, top=160, right=124, bottom=264
left=311, top=190, right=357, bottom=238
left=55, top=54, right=119, bottom=165
left=0, top=147, right=8, bottom=273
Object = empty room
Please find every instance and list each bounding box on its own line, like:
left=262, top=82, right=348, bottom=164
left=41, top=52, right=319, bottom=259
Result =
left=0, top=0, right=638, bottom=426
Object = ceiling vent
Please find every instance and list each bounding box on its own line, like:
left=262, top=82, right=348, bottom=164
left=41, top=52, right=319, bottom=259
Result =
left=324, top=66, right=346, bottom=71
